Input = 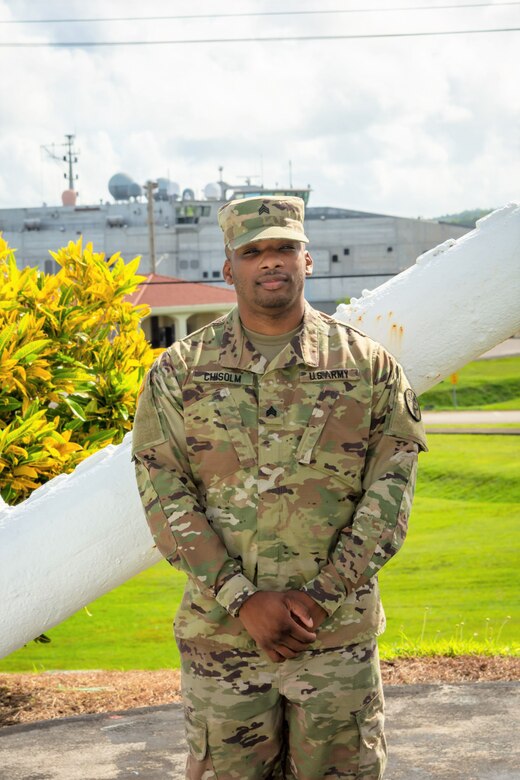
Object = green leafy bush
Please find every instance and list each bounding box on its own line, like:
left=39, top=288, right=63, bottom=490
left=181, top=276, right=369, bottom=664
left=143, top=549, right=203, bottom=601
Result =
left=0, top=235, right=156, bottom=504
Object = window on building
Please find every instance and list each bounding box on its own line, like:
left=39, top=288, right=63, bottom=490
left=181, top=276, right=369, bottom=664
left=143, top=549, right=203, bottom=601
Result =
left=212, top=270, right=221, bottom=278
left=332, top=254, right=339, bottom=263
left=343, top=248, right=350, bottom=255
left=44, top=259, right=59, bottom=274
left=387, top=246, right=393, bottom=253
left=190, top=259, right=199, bottom=268
left=202, top=271, right=209, bottom=279
left=159, top=325, right=174, bottom=348
left=149, top=317, right=175, bottom=349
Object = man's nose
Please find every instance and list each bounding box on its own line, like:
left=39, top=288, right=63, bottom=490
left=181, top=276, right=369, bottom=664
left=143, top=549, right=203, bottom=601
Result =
left=259, top=248, right=283, bottom=268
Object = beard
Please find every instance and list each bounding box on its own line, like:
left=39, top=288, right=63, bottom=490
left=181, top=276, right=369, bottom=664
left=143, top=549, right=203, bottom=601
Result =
left=250, top=274, right=306, bottom=311
left=254, top=289, right=295, bottom=308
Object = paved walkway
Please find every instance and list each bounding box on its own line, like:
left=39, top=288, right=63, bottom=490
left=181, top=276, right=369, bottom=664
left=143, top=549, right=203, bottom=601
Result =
left=0, top=682, right=518, bottom=779
left=478, top=337, right=520, bottom=359
left=423, top=410, right=520, bottom=425
left=423, top=409, right=520, bottom=434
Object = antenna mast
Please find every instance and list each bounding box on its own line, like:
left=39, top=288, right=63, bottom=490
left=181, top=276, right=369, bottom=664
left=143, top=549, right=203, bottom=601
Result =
left=41, top=133, right=79, bottom=191
left=64, top=134, right=78, bottom=190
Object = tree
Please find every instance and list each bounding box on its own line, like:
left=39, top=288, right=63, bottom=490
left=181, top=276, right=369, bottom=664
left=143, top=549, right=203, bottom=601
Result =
left=0, top=235, right=156, bottom=504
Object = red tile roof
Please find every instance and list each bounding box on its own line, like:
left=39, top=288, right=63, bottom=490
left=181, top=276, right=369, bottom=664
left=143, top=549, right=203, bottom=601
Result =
left=126, top=273, right=236, bottom=308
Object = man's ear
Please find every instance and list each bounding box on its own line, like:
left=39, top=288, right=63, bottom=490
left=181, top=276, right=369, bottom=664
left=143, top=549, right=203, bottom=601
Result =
left=223, top=257, right=234, bottom=286
left=305, top=251, right=313, bottom=276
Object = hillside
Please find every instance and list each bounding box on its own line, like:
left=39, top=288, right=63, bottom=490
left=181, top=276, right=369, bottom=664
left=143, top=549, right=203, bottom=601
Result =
left=433, top=208, right=493, bottom=228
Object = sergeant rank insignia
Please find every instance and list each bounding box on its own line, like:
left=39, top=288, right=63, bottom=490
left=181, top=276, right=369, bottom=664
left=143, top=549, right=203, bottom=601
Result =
left=258, top=203, right=270, bottom=215
left=404, top=388, right=422, bottom=421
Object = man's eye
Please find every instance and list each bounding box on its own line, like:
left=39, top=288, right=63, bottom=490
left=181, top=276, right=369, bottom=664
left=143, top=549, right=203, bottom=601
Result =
left=242, top=248, right=258, bottom=257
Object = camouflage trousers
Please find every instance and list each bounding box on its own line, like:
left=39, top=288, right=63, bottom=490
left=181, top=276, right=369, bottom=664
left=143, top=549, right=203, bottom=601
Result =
left=179, top=637, right=386, bottom=780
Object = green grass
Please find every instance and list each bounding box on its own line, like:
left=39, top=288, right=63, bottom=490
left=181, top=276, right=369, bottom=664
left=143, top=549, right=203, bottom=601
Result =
left=420, top=356, right=520, bottom=410
left=379, top=435, right=519, bottom=658
left=1, top=435, right=518, bottom=671
left=0, top=561, right=186, bottom=672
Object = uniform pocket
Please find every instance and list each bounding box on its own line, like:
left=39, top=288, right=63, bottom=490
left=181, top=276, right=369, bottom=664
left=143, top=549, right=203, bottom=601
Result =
left=295, top=388, right=338, bottom=465
left=184, top=708, right=208, bottom=762
left=131, top=373, right=169, bottom=456
left=214, top=388, right=256, bottom=468
left=185, top=387, right=256, bottom=487
left=355, top=691, right=387, bottom=779
left=295, top=386, right=367, bottom=489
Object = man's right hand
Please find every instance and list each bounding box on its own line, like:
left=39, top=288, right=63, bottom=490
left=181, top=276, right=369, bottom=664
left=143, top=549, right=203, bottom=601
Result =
left=238, top=591, right=317, bottom=663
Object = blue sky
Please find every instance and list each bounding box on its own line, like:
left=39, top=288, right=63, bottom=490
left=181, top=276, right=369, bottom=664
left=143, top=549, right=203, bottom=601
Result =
left=0, top=0, right=518, bottom=217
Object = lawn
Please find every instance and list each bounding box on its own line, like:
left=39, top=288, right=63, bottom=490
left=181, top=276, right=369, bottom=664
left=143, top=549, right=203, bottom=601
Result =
left=379, top=434, right=519, bottom=657
left=419, top=356, right=520, bottom=410
left=1, top=434, right=518, bottom=671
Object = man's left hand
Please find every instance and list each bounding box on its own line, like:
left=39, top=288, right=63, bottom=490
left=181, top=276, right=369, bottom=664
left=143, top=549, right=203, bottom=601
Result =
left=287, top=590, right=328, bottom=631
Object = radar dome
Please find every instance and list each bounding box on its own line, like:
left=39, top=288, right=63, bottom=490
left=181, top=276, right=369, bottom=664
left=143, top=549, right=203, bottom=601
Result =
left=128, top=182, right=142, bottom=199
left=204, top=182, right=221, bottom=200
left=109, top=173, right=136, bottom=201
left=61, top=189, right=77, bottom=206
left=155, top=178, right=180, bottom=201
left=182, top=188, right=195, bottom=201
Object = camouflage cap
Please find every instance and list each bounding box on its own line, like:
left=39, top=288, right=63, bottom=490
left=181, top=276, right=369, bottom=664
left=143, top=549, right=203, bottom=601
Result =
left=218, top=196, right=309, bottom=250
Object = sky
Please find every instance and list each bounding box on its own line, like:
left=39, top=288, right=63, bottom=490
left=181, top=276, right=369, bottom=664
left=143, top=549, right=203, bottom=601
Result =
left=0, top=0, right=518, bottom=219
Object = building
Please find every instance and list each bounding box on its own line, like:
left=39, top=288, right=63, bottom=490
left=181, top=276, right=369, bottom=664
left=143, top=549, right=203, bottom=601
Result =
left=0, top=167, right=470, bottom=314
left=126, top=273, right=236, bottom=347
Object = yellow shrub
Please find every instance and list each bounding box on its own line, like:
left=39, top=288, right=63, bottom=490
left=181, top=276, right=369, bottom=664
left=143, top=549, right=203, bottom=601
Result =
left=0, top=235, right=156, bottom=504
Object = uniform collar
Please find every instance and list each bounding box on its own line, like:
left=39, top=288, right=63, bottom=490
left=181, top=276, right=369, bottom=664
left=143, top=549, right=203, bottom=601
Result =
left=219, top=302, right=321, bottom=372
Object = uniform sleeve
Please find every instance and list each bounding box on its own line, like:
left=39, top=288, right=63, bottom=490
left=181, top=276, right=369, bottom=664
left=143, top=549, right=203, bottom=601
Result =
left=132, top=351, right=257, bottom=617
left=302, top=346, right=427, bottom=616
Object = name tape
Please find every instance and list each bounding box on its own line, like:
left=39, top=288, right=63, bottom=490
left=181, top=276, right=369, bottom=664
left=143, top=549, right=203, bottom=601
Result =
left=192, top=370, right=253, bottom=385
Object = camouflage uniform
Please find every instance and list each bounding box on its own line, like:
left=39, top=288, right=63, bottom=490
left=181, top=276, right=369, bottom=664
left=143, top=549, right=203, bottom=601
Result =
left=179, top=638, right=386, bottom=780
left=218, top=195, right=309, bottom=250
left=132, top=304, right=426, bottom=778
left=132, top=195, right=427, bottom=778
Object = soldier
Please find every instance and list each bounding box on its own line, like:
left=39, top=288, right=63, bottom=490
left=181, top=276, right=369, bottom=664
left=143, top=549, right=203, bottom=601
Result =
left=132, top=195, right=427, bottom=779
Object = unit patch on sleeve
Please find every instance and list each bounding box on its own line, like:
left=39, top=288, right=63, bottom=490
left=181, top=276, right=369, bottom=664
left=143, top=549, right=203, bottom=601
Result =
left=404, top=388, right=422, bottom=421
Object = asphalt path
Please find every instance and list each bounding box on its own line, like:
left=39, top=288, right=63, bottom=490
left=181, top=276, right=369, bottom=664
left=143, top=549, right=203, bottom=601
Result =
left=423, top=410, right=520, bottom=425
left=0, top=682, right=518, bottom=779
left=478, top=338, right=520, bottom=360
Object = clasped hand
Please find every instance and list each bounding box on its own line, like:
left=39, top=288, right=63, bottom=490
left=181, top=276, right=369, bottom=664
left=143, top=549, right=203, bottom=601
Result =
left=238, top=590, right=327, bottom=663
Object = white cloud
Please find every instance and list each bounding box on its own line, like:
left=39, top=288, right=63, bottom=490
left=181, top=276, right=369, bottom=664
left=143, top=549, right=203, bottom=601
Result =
left=0, top=0, right=518, bottom=216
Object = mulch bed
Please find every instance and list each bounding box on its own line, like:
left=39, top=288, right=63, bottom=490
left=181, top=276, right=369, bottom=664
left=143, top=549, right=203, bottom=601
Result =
left=1, top=656, right=518, bottom=728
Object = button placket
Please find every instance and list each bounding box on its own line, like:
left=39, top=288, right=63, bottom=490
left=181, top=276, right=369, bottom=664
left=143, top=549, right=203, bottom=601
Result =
left=256, top=375, right=286, bottom=583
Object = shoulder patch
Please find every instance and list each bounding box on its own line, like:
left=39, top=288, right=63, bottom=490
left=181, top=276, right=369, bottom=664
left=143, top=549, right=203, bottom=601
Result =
left=404, top=388, right=422, bottom=421
left=384, top=370, right=428, bottom=451
left=131, top=372, right=169, bottom=456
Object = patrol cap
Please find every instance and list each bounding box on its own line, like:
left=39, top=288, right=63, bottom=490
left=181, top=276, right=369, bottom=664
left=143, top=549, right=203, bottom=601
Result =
left=218, top=195, right=309, bottom=250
